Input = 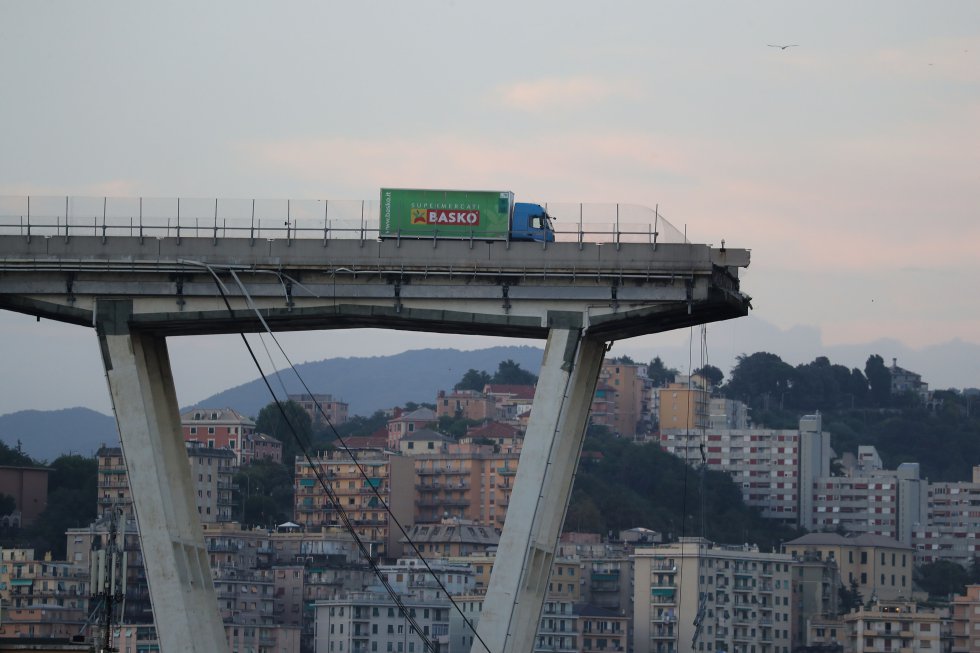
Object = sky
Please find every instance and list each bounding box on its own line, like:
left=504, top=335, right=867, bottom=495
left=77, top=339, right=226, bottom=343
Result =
left=1, top=1, right=979, bottom=415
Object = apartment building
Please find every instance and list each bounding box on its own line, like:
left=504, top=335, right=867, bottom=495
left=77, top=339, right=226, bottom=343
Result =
left=597, top=359, right=653, bottom=438
left=294, top=449, right=417, bottom=559
left=289, top=392, right=349, bottom=427
left=436, top=389, right=494, bottom=421
left=914, top=465, right=980, bottom=566
left=660, top=414, right=831, bottom=527
left=783, top=533, right=913, bottom=603
left=812, top=459, right=926, bottom=546
left=400, top=519, right=499, bottom=558
left=951, top=584, right=980, bottom=653
left=578, top=604, right=629, bottom=653
left=181, top=407, right=255, bottom=461
left=461, top=421, right=523, bottom=454
left=658, top=377, right=710, bottom=432
left=314, top=591, right=452, bottom=653
left=708, top=397, right=751, bottom=431
left=414, top=448, right=520, bottom=528
left=484, top=384, right=535, bottom=423
left=842, top=601, right=945, bottom=653
left=97, top=444, right=237, bottom=523
left=632, top=538, right=793, bottom=653
left=0, top=549, right=89, bottom=639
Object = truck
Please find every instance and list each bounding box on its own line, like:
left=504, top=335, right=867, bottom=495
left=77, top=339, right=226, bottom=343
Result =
left=379, top=188, right=555, bottom=242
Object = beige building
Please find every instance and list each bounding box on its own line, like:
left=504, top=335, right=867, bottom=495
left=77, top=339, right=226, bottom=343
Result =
left=597, top=358, right=652, bottom=437
left=436, top=389, right=494, bottom=421
left=658, top=380, right=710, bottom=432
left=414, top=447, right=520, bottom=528
left=288, top=392, right=349, bottom=427
left=842, top=601, right=945, bottom=653
left=400, top=518, right=499, bottom=558
left=783, top=533, right=913, bottom=603
left=951, top=584, right=980, bottom=653
left=633, top=538, right=793, bottom=653
left=0, top=549, right=88, bottom=639
left=294, top=449, right=416, bottom=559
left=0, top=466, right=49, bottom=527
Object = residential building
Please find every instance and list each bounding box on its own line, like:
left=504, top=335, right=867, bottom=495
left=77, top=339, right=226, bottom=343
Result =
left=436, top=389, right=494, bottom=422
left=447, top=595, right=582, bottom=653
left=708, top=397, right=750, bottom=431
left=0, top=466, right=49, bottom=527
left=314, top=591, right=451, bottom=653
left=914, top=465, right=980, bottom=566
left=596, top=359, right=653, bottom=438
left=787, top=550, right=841, bottom=649
left=783, top=533, right=913, bottom=603
left=181, top=407, right=255, bottom=462
left=812, top=457, right=926, bottom=546
left=399, top=430, right=455, bottom=456
left=484, top=384, right=535, bottom=424
left=889, top=358, right=929, bottom=399
left=951, top=584, right=980, bottom=653
left=414, top=449, right=519, bottom=528
left=660, top=414, right=832, bottom=528
left=387, top=408, right=438, bottom=449
left=658, top=379, right=710, bottom=433
left=461, top=421, right=523, bottom=455
left=842, top=601, right=945, bottom=653
left=289, top=392, right=349, bottom=427
left=294, top=449, right=417, bottom=559
left=0, top=549, right=89, bottom=639
left=578, top=603, right=629, bottom=653
left=97, top=444, right=237, bottom=523
left=400, top=519, right=499, bottom=558
left=632, top=538, right=793, bottom=653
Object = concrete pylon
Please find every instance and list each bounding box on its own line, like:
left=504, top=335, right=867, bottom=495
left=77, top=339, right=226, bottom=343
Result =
left=97, top=300, right=229, bottom=653
left=473, top=327, right=606, bottom=653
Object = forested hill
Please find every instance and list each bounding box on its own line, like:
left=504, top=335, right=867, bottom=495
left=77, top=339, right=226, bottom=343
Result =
left=717, top=352, right=980, bottom=482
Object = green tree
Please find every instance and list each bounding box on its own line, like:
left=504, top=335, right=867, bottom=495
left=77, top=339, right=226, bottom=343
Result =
left=0, top=493, right=16, bottom=516
left=915, top=560, right=968, bottom=599
left=839, top=579, right=863, bottom=614
left=723, top=352, right=795, bottom=411
left=455, top=369, right=492, bottom=391
left=647, top=356, right=679, bottom=387
left=492, top=360, right=538, bottom=385
left=235, top=460, right=294, bottom=528
left=694, top=364, right=724, bottom=388
left=865, top=354, right=891, bottom=407
left=28, top=455, right=98, bottom=558
left=0, top=440, right=36, bottom=467
left=256, top=400, right=313, bottom=470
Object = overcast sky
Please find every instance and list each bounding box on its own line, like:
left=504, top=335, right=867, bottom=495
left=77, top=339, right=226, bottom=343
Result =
left=2, top=2, right=979, bottom=415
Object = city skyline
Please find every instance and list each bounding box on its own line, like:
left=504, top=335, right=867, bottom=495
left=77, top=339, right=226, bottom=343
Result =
left=2, top=2, right=979, bottom=415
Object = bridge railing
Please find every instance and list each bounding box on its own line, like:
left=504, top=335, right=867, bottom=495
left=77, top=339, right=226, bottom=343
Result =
left=0, top=196, right=688, bottom=246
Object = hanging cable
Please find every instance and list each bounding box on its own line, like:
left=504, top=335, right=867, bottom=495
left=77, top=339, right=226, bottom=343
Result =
left=202, top=264, right=492, bottom=653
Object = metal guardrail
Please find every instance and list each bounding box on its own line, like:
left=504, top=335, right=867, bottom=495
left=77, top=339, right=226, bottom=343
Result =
left=0, top=196, right=688, bottom=246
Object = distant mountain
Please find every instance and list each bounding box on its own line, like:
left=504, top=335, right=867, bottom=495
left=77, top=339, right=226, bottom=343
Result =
left=0, top=407, right=118, bottom=463
left=187, top=345, right=546, bottom=418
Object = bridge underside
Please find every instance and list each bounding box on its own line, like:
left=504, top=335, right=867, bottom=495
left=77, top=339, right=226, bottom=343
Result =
left=0, top=236, right=751, bottom=653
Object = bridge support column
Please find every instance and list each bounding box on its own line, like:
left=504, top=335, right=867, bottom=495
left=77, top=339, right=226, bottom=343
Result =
left=96, top=300, right=229, bottom=653
left=474, top=327, right=606, bottom=653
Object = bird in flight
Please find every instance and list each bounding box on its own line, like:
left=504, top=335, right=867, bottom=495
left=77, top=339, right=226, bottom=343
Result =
left=768, top=44, right=798, bottom=50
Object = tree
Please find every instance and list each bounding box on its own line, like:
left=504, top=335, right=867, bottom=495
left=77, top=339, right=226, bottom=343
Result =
left=256, top=400, right=313, bottom=471
left=723, top=352, right=795, bottom=409
left=865, top=354, right=891, bottom=407
left=235, top=460, right=293, bottom=528
left=839, top=579, right=863, bottom=614
left=0, top=493, right=16, bottom=517
left=694, top=364, right=724, bottom=388
left=455, top=368, right=491, bottom=392
left=0, top=440, right=35, bottom=467
left=915, top=560, right=968, bottom=599
left=28, top=455, right=98, bottom=558
left=647, top=357, right=679, bottom=387
left=492, top=360, right=538, bottom=385
left=610, top=355, right=636, bottom=365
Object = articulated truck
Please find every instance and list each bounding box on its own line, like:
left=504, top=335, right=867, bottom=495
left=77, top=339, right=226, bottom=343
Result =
left=380, top=188, right=555, bottom=242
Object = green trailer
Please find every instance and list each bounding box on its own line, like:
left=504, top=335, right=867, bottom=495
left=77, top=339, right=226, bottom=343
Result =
left=380, top=188, right=519, bottom=240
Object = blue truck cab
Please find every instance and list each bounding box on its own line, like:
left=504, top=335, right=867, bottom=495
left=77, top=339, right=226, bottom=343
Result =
left=511, top=202, right=556, bottom=242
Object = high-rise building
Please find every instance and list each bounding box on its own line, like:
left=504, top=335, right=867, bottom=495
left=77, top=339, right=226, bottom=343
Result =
left=914, top=465, right=980, bottom=565
left=289, top=392, right=349, bottom=427
left=413, top=447, right=519, bottom=528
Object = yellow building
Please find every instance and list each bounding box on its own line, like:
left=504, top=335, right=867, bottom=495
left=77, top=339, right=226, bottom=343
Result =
left=294, top=449, right=416, bottom=559
left=784, top=533, right=913, bottom=603
left=658, top=379, right=710, bottom=432
left=951, top=584, right=980, bottom=653
left=414, top=447, right=519, bottom=528
left=843, top=601, right=945, bottom=653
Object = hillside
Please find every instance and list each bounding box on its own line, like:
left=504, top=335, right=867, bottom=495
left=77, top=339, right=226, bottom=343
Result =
left=188, top=345, right=544, bottom=418
left=0, top=408, right=118, bottom=463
